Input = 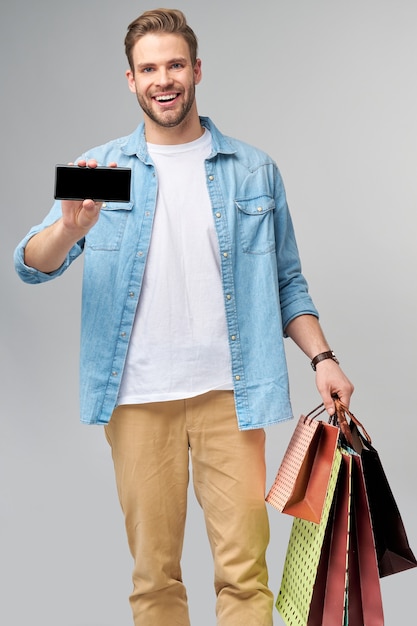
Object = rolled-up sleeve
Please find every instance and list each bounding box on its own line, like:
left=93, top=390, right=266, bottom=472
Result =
left=14, top=230, right=84, bottom=284
left=273, top=170, right=319, bottom=331
left=14, top=200, right=85, bottom=284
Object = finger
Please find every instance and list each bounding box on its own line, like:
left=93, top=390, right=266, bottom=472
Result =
left=86, top=158, right=98, bottom=168
left=335, top=391, right=353, bottom=409
left=324, top=395, right=336, bottom=416
left=82, top=199, right=102, bottom=212
left=316, top=384, right=335, bottom=415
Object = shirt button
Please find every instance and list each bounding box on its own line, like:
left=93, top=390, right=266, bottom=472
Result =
left=102, top=203, right=107, bottom=208
left=120, top=332, right=126, bottom=338
left=112, top=371, right=118, bottom=377
left=226, top=294, right=232, bottom=300
left=137, top=251, right=143, bottom=257
left=208, top=175, right=214, bottom=181
left=223, top=252, right=228, bottom=258
left=129, top=292, right=135, bottom=297
left=235, top=375, right=241, bottom=381
left=215, top=212, right=221, bottom=218
left=257, top=206, right=263, bottom=212
left=231, top=335, right=236, bottom=341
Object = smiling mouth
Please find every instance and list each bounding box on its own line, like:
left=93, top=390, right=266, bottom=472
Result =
left=154, top=93, right=179, bottom=103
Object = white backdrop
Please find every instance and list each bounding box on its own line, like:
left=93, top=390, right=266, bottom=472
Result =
left=2, top=1, right=416, bottom=624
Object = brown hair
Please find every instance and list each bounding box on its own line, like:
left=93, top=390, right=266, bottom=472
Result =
left=125, top=8, right=199, bottom=72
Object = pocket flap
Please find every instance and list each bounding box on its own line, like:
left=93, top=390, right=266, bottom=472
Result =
left=101, top=201, right=133, bottom=212
left=235, top=196, right=275, bottom=216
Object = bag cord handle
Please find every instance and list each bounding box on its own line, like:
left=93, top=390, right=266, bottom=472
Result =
left=305, top=398, right=372, bottom=446
left=304, top=403, right=327, bottom=422
left=333, top=397, right=372, bottom=445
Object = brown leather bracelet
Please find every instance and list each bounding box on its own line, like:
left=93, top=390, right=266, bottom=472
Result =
left=311, top=350, right=339, bottom=371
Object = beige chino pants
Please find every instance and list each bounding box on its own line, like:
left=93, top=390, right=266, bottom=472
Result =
left=105, top=390, right=273, bottom=626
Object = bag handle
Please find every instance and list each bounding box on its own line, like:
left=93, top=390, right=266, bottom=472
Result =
left=304, top=398, right=372, bottom=446
left=304, top=402, right=327, bottom=423
left=333, top=397, right=372, bottom=445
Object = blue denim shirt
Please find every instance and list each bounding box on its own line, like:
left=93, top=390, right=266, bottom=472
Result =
left=14, top=117, right=318, bottom=429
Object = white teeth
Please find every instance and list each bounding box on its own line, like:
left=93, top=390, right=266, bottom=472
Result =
left=155, top=94, right=177, bottom=102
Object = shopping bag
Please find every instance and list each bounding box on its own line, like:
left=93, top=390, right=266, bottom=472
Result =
left=278, top=447, right=385, bottom=626
left=275, top=397, right=413, bottom=625
left=311, top=449, right=384, bottom=625
left=346, top=453, right=384, bottom=625
left=276, top=448, right=342, bottom=625
left=307, top=448, right=352, bottom=626
left=335, top=399, right=417, bottom=578
left=266, top=404, right=339, bottom=523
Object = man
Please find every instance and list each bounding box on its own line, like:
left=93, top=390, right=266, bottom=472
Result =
left=14, top=8, right=353, bottom=626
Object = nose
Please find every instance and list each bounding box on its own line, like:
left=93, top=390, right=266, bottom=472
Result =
left=156, top=67, right=174, bottom=88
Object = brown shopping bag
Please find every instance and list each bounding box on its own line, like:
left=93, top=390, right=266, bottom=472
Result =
left=266, top=404, right=339, bottom=523
left=307, top=448, right=352, bottom=626
left=334, top=398, right=417, bottom=578
left=308, top=449, right=384, bottom=626
left=347, top=453, right=384, bottom=624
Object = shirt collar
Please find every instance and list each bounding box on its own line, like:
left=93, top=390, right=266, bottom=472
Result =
left=120, top=116, right=236, bottom=163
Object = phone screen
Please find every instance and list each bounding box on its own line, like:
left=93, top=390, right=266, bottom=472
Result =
left=54, top=165, right=131, bottom=202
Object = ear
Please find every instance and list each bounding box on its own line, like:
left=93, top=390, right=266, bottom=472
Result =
left=194, top=58, right=202, bottom=86
left=126, top=69, right=136, bottom=94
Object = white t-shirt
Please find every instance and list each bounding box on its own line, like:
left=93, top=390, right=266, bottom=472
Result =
left=117, top=129, right=233, bottom=405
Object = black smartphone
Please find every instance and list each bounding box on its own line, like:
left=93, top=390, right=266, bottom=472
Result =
left=54, top=165, right=131, bottom=202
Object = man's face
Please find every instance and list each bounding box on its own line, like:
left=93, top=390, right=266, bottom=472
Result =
left=126, top=33, right=202, bottom=133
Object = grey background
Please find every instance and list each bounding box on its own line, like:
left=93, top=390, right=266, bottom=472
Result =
left=1, top=0, right=416, bottom=624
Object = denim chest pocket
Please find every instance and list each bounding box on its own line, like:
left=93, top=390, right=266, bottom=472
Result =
left=86, top=202, right=133, bottom=251
left=235, top=196, right=276, bottom=254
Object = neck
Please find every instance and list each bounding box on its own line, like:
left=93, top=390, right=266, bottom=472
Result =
left=144, top=108, right=203, bottom=145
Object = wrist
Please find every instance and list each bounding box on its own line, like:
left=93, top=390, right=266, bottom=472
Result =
left=310, top=350, right=339, bottom=371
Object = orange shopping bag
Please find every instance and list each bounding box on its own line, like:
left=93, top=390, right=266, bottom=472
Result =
left=266, top=404, right=339, bottom=523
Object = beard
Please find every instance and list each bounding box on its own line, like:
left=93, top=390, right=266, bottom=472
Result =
left=136, top=83, right=196, bottom=129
